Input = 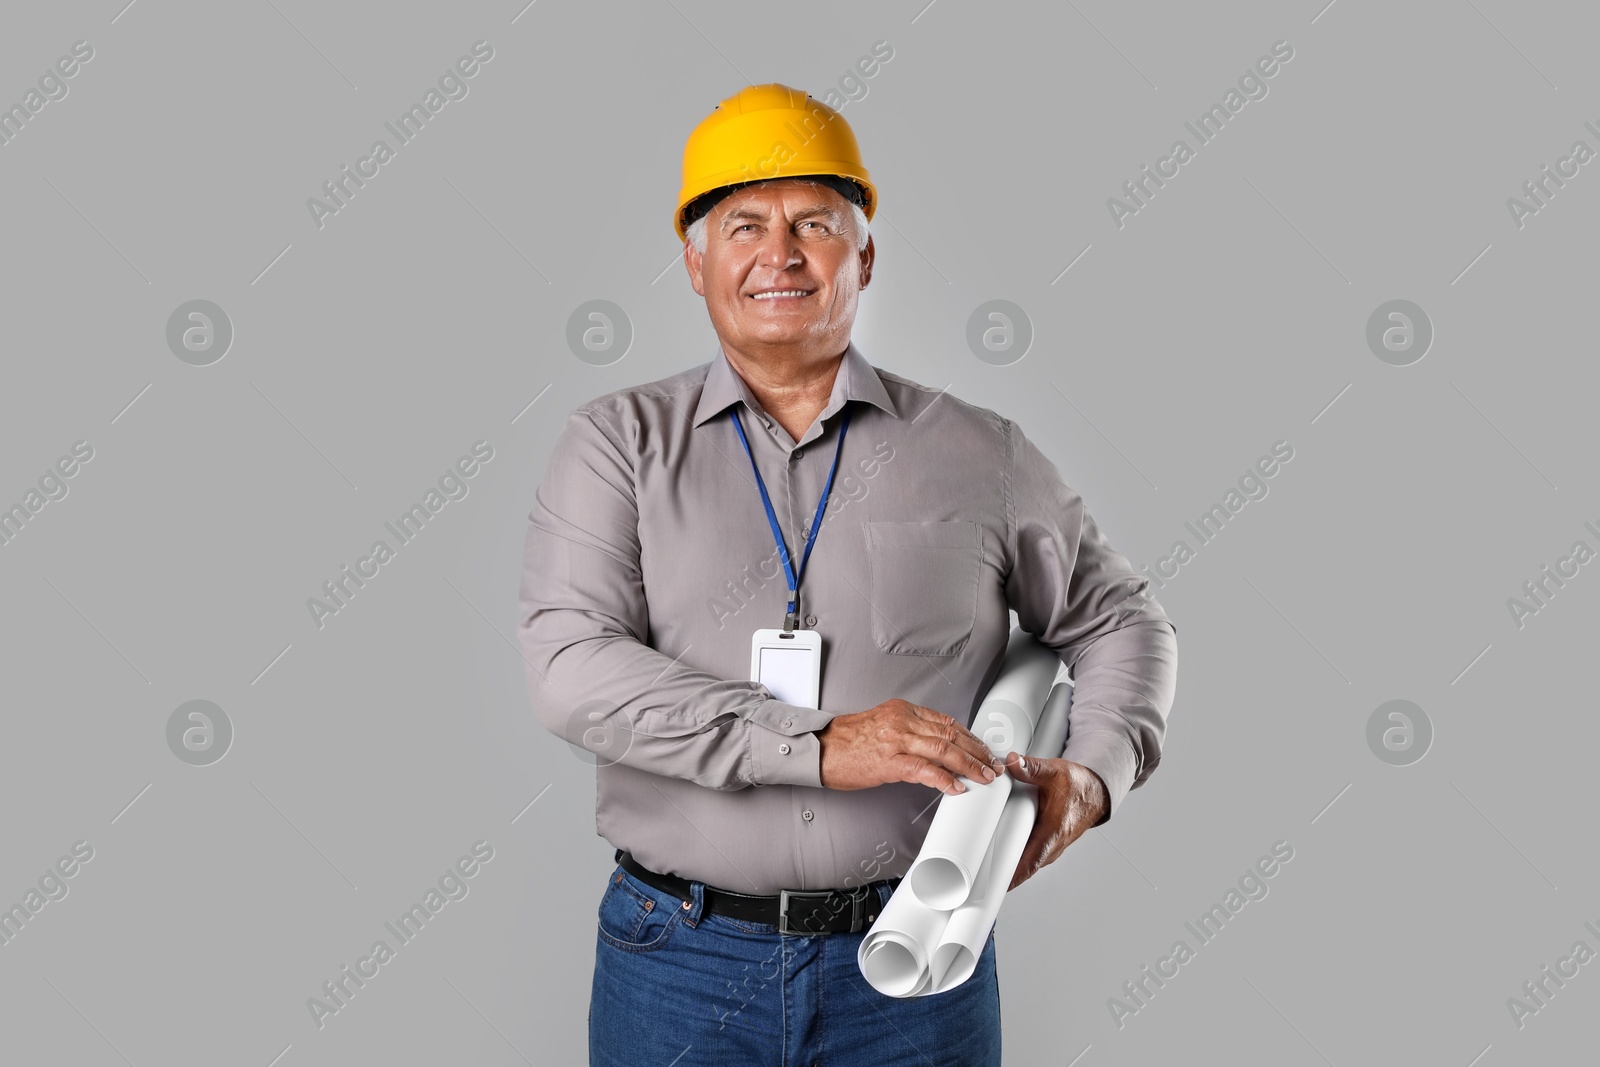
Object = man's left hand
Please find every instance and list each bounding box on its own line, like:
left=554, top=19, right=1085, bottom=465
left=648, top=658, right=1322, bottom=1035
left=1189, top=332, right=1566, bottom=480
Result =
left=1002, top=752, right=1109, bottom=891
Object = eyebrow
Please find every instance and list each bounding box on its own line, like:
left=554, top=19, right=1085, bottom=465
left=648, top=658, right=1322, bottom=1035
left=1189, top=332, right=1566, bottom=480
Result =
left=719, top=204, right=841, bottom=230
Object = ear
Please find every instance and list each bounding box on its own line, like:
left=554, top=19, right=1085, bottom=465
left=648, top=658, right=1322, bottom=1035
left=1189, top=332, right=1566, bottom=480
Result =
left=858, top=233, right=875, bottom=291
left=684, top=239, right=706, bottom=297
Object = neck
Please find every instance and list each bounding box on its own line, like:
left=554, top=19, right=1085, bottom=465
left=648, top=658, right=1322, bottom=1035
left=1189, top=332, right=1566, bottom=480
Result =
left=722, top=344, right=846, bottom=442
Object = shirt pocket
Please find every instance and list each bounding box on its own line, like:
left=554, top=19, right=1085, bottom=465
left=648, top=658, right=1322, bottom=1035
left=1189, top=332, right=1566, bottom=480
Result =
left=864, top=520, right=983, bottom=657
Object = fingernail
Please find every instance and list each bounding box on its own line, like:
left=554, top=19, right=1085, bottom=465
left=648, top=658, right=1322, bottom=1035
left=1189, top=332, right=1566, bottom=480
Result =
left=981, top=767, right=995, bottom=781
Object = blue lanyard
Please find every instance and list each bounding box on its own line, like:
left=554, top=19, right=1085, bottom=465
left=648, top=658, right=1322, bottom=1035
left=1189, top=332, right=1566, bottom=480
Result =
left=730, top=402, right=853, bottom=631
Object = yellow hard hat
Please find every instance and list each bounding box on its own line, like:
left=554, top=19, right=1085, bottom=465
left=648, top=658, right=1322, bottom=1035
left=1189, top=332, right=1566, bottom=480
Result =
left=674, top=83, right=877, bottom=241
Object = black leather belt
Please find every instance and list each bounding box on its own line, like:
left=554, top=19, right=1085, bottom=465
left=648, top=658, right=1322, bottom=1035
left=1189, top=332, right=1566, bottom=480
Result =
left=615, top=849, right=896, bottom=935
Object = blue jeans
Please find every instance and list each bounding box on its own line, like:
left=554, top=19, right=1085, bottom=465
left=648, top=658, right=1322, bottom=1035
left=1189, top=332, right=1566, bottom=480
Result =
left=589, top=863, right=1002, bottom=1066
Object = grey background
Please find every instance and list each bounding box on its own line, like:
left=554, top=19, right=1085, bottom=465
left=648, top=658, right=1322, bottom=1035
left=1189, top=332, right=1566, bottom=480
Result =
left=1, top=0, right=1593, bottom=1064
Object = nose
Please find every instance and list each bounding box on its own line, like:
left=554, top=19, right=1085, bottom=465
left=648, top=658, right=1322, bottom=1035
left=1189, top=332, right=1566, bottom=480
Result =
left=756, top=226, right=803, bottom=271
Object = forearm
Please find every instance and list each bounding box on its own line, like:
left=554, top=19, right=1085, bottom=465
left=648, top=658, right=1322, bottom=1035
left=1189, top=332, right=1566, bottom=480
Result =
left=520, top=615, right=832, bottom=789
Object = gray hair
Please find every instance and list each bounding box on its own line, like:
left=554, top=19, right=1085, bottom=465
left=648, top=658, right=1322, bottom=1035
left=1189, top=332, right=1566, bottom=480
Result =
left=685, top=180, right=870, bottom=254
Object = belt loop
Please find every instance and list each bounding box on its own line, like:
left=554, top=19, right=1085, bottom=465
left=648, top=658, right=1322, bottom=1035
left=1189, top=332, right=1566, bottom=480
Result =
left=684, top=878, right=707, bottom=928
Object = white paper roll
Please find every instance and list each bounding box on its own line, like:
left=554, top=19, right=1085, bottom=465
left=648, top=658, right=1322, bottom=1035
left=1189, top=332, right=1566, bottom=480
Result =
left=1029, top=680, right=1073, bottom=763
left=902, top=631, right=1060, bottom=911
left=928, top=787, right=1036, bottom=991
left=927, top=830, right=999, bottom=989
left=969, top=628, right=1063, bottom=757
left=859, top=659, right=1076, bottom=999
left=923, top=683, right=1070, bottom=995
left=904, top=774, right=1011, bottom=910
left=857, top=872, right=950, bottom=997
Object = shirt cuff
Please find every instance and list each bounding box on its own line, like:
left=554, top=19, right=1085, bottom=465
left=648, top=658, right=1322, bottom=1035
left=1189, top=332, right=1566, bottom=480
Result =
left=745, top=699, right=833, bottom=788
left=1062, top=729, right=1138, bottom=825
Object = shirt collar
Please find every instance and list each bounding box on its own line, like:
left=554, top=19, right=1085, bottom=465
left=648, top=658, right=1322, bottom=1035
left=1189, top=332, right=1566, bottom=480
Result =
left=691, top=341, right=899, bottom=430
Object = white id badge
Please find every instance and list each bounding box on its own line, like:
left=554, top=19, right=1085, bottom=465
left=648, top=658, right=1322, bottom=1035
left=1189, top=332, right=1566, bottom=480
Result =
left=750, top=628, right=822, bottom=709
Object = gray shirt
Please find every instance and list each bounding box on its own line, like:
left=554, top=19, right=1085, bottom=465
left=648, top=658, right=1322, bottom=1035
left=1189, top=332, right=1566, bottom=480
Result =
left=518, top=341, right=1178, bottom=893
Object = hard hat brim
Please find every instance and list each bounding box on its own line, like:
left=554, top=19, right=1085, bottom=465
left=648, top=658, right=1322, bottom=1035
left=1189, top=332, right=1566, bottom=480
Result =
left=677, top=173, right=874, bottom=240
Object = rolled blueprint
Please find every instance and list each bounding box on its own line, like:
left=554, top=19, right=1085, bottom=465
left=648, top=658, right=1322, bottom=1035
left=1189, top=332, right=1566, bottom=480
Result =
left=931, top=676, right=1072, bottom=988
left=857, top=873, right=949, bottom=997
left=930, top=787, right=1036, bottom=989
left=904, top=630, right=1062, bottom=911
left=859, top=668, right=1074, bottom=998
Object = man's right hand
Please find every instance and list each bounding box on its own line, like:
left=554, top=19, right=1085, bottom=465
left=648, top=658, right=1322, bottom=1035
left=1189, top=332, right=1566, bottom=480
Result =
left=817, top=699, right=1005, bottom=795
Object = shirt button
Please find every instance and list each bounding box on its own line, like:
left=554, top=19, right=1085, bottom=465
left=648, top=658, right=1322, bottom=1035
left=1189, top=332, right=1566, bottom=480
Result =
left=802, top=810, right=814, bottom=822
left=804, top=614, right=818, bottom=627
left=782, top=718, right=793, bottom=729
left=793, top=447, right=804, bottom=460
left=778, top=743, right=791, bottom=755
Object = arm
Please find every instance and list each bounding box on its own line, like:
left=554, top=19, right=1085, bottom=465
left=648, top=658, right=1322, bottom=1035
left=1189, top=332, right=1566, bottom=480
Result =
left=1002, top=417, right=1178, bottom=826
left=517, top=409, right=831, bottom=790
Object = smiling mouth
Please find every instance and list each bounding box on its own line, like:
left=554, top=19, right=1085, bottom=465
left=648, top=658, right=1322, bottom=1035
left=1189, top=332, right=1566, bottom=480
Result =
left=748, top=289, right=815, bottom=300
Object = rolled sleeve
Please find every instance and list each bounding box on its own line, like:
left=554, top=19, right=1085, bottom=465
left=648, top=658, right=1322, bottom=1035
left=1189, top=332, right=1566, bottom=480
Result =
left=1003, top=419, right=1178, bottom=822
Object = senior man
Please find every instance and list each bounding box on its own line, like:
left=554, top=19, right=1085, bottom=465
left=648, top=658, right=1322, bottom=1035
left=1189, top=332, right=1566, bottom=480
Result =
left=518, top=83, right=1178, bottom=1066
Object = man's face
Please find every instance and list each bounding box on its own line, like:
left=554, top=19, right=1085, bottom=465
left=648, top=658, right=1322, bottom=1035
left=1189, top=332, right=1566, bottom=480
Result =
left=684, top=180, right=874, bottom=361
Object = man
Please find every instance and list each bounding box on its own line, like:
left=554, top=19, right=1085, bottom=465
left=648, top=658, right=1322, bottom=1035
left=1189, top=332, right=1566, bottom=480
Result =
left=518, top=83, right=1178, bottom=1066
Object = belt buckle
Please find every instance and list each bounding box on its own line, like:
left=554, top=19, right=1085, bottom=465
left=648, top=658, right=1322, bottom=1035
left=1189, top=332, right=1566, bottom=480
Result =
left=778, top=887, right=869, bottom=935
left=779, top=889, right=842, bottom=936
